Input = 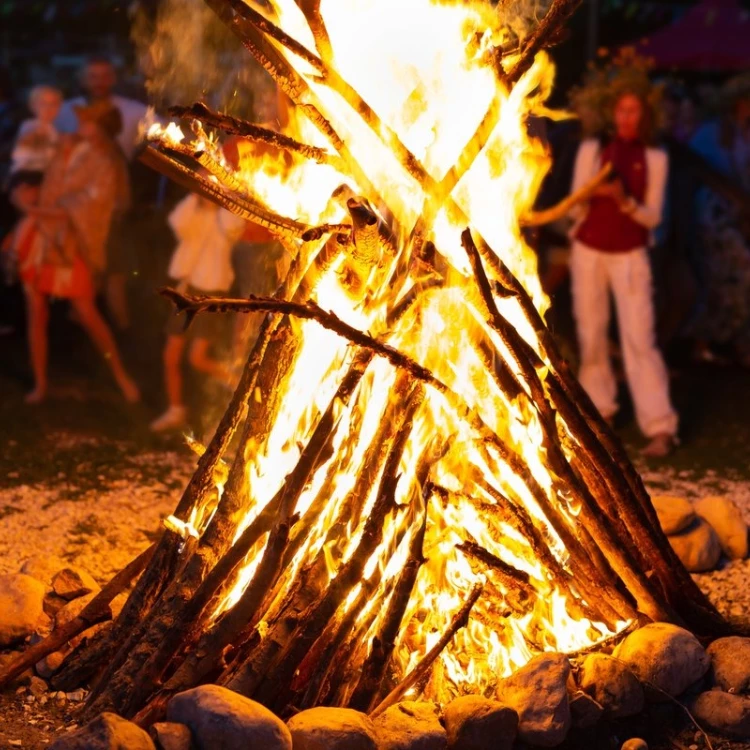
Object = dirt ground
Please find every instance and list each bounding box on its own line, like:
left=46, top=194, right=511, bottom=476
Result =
left=2, top=309, right=750, bottom=748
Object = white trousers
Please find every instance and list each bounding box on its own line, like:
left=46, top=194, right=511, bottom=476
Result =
left=570, top=242, right=678, bottom=438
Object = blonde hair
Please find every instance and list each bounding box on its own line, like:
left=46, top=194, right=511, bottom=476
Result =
left=28, top=85, right=62, bottom=112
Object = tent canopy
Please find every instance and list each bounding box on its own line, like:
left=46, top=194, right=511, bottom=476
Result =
left=634, top=0, right=750, bottom=71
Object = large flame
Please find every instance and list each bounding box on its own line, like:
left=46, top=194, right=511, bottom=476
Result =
left=149, top=0, right=628, bottom=703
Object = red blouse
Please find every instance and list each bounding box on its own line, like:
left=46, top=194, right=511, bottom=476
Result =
left=575, top=138, right=649, bottom=252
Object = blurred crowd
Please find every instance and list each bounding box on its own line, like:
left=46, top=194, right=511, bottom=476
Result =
left=0, top=57, right=287, bottom=434
left=1, top=52, right=750, bottom=456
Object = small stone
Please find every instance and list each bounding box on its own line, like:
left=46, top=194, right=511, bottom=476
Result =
left=167, top=684, right=292, bottom=750
left=579, top=653, right=644, bottom=718
left=707, top=637, right=750, bottom=693
left=614, top=623, right=710, bottom=699
left=288, top=707, right=378, bottom=750
left=690, top=690, right=750, bottom=739
left=0, top=573, right=47, bottom=647
left=150, top=722, right=195, bottom=750
left=52, top=568, right=100, bottom=601
left=20, top=556, right=67, bottom=588
left=651, top=495, right=696, bottom=534
left=621, top=740, right=648, bottom=750
left=36, top=651, right=66, bottom=680
left=668, top=518, right=722, bottom=572
left=49, top=712, right=155, bottom=749
left=66, top=689, right=87, bottom=702
left=497, top=653, right=571, bottom=747
left=569, top=690, right=603, bottom=728
left=29, top=675, right=48, bottom=696
left=372, top=701, right=446, bottom=750
left=443, top=695, right=517, bottom=750
left=695, top=496, right=749, bottom=560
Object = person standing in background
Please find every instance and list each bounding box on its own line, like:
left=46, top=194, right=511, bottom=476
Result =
left=150, top=191, right=245, bottom=433
left=10, top=86, right=62, bottom=178
left=14, top=102, right=139, bottom=404
left=56, top=57, right=147, bottom=162
left=688, top=75, right=750, bottom=365
left=57, top=57, right=148, bottom=330
left=569, top=86, right=677, bottom=457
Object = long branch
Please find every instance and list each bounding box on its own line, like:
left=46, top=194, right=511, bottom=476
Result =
left=369, top=583, right=484, bottom=717
left=169, top=102, right=339, bottom=166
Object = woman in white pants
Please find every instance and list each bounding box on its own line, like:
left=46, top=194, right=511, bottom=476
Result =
left=570, top=90, right=678, bottom=457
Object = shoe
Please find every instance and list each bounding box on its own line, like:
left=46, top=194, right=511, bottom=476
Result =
left=150, top=405, right=188, bottom=433
left=641, top=433, right=675, bottom=458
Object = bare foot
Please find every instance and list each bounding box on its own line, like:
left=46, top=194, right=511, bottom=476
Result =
left=641, top=433, right=674, bottom=458
left=117, top=375, right=141, bottom=404
left=24, top=387, right=47, bottom=404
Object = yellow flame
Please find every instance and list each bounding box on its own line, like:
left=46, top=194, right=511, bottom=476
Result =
left=152, top=0, right=631, bottom=704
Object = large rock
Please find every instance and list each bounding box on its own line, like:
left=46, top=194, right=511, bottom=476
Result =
left=373, top=701, right=446, bottom=750
left=695, top=496, right=749, bottom=560
left=579, top=653, right=644, bottom=718
left=55, top=592, right=108, bottom=649
left=651, top=495, right=696, bottom=535
left=614, top=623, right=710, bottom=698
left=0, top=573, right=46, bottom=646
left=708, top=637, right=750, bottom=693
left=19, top=555, right=67, bottom=587
left=49, top=712, right=155, bottom=749
left=621, top=740, right=648, bottom=750
left=497, top=653, right=571, bottom=747
left=690, top=690, right=750, bottom=739
left=443, top=695, right=517, bottom=750
left=52, top=567, right=100, bottom=600
left=167, top=684, right=292, bottom=750
left=288, top=707, right=378, bottom=750
left=150, top=722, right=195, bottom=750
left=667, top=518, right=721, bottom=572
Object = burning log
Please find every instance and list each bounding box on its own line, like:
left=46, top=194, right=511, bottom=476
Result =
left=168, top=102, right=341, bottom=166
left=52, top=0, right=731, bottom=732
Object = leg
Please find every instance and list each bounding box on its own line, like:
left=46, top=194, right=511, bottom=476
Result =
left=188, top=337, right=229, bottom=382
left=150, top=334, right=189, bottom=432
left=70, top=294, right=140, bottom=402
left=23, top=284, right=49, bottom=403
left=570, top=243, right=618, bottom=420
left=164, top=334, right=187, bottom=409
left=609, top=249, right=678, bottom=443
left=105, top=272, right=130, bottom=331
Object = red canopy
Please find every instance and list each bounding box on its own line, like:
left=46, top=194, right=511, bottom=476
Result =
left=634, top=0, right=750, bottom=71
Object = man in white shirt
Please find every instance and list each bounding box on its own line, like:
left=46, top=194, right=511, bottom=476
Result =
left=56, top=57, right=148, bottom=161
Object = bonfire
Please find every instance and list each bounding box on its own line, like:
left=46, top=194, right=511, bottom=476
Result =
left=1, top=0, right=726, bottom=728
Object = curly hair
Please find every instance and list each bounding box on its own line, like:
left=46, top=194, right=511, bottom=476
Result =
left=569, top=47, right=663, bottom=144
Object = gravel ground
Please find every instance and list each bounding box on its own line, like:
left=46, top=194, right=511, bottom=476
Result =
left=2, top=313, right=750, bottom=748
left=0, top=434, right=190, bottom=583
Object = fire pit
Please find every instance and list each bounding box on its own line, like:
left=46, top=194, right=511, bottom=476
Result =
left=1, top=0, right=732, bottom=744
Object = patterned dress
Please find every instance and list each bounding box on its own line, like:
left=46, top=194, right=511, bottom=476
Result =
left=18, top=137, right=127, bottom=298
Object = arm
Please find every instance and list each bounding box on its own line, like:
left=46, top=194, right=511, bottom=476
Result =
left=624, top=149, right=667, bottom=230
